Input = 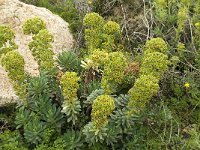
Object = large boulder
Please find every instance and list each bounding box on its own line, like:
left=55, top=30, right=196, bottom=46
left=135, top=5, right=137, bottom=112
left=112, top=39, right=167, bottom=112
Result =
left=0, top=0, right=74, bottom=106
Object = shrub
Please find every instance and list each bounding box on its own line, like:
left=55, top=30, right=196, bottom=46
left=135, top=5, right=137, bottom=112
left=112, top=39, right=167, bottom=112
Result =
left=1, top=9, right=200, bottom=149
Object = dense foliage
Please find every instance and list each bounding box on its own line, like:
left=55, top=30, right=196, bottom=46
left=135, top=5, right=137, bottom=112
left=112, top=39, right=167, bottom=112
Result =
left=1, top=0, right=200, bottom=149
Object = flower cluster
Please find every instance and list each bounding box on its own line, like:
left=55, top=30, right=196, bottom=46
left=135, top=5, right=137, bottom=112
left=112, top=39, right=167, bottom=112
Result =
left=1, top=50, right=27, bottom=100
left=154, top=0, right=166, bottom=6
left=60, top=72, right=80, bottom=102
left=101, top=52, right=128, bottom=94
left=103, top=21, right=120, bottom=35
left=140, top=52, right=169, bottom=79
left=83, top=12, right=121, bottom=53
left=83, top=13, right=104, bottom=51
left=28, top=29, right=54, bottom=70
left=91, top=95, right=115, bottom=129
left=0, top=26, right=18, bottom=56
left=60, top=72, right=81, bottom=124
left=128, top=38, right=169, bottom=111
left=23, top=17, right=46, bottom=34
left=23, top=17, right=54, bottom=71
left=144, top=37, right=168, bottom=54
left=1, top=51, right=25, bottom=81
left=86, top=49, right=109, bottom=69
left=177, top=42, right=185, bottom=58
left=101, top=21, right=121, bottom=52
left=83, top=12, right=104, bottom=29
left=195, top=22, right=200, bottom=28
left=128, top=75, right=159, bottom=108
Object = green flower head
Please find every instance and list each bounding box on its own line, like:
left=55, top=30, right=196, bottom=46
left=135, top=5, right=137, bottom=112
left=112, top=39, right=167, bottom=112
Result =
left=91, top=95, right=115, bottom=128
left=60, top=72, right=80, bottom=102
left=23, top=17, right=46, bottom=34
left=144, top=38, right=168, bottom=54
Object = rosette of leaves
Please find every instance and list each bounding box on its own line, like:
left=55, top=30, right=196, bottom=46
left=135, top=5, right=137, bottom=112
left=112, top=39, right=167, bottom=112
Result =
left=60, top=72, right=81, bottom=124
left=84, top=89, right=104, bottom=106
left=128, top=75, right=160, bottom=110
left=23, top=17, right=46, bottom=34
left=0, top=130, right=27, bottom=150
left=23, top=116, right=48, bottom=145
left=101, top=52, right=128, bottom=94
left=144, top=38, right=168, bottom=54
left=104, top=123, right=122, bottom=148
left=85, top=79, right=102, bottom=96
left=39, top=103, right=64, bottom=130
left=62, top=130, right=83, bottom=150
left=28, top=29, right=54, bottom=70
left=88, top=143, right=109, bottom=150
left=57, top=51, right=81, bottom=73
left=0, top=25, right=18, bottom=56
left=61, top=100, right=81, bottom=125
left=27, top=70, right=62, bottom=103
left=110, top=108, right=139, bottom=132
left=15, top=107, right=33, bottom=129
left=15, top=71, right=64, bottom=146
left=83, top=123, right=121, bottom=147
left=114, top=94, right=130, bottom=109
left=83, top=122, right=108, bottom=145
left=28, top=75, right=63, bottom=127
left=83, top=12, right=105, bottom=52
left=110, top=94, right=140, bottom=133
left=16, top=99, right=63, bottom=145
left=140, top=52, right=169, bottom=79
left=27, top=74, right=50, bottom=99
left=1, top=50, right=27, bottom=100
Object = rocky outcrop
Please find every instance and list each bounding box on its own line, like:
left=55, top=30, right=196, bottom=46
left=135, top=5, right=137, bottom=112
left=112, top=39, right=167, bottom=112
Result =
left=0, top=0, right=74, bottom=106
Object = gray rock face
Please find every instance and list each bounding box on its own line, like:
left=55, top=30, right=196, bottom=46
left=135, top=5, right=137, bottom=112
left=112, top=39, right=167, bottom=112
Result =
left=0, top=0, right=74, bottom=106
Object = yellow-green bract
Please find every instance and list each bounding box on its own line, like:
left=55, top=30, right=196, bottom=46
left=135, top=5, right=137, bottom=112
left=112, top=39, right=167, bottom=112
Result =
left=23, top=17, right=46, bottom=35
left=60, top=72, right=80, bottom=102
left=0, top=26, right=17, bottom=56
left=140, top=52, right=169, bottom=79
left=1, top=50, right=27, bottom=100
left=128, top=75, right=159, bottom=109
left=28, top=29, right=54, bottom=70
left=101, top=52, right=128, bottom=94
left=91, top=95, right=115, bottom=129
